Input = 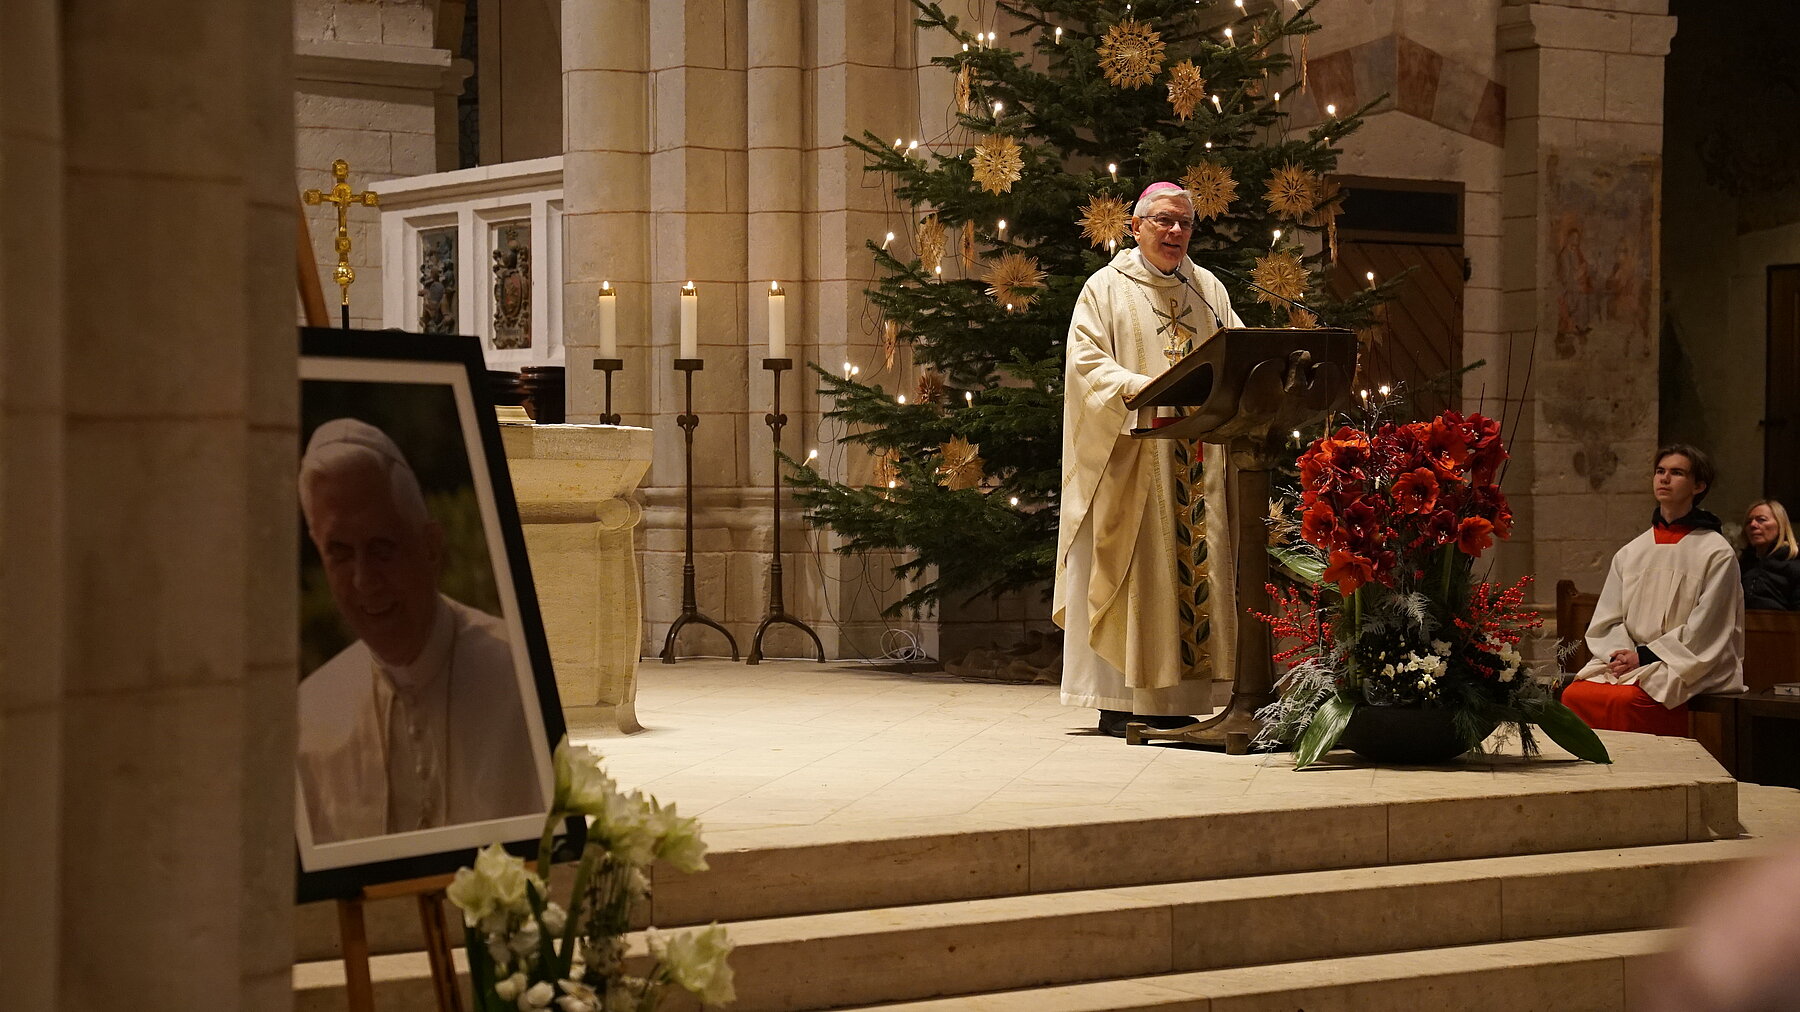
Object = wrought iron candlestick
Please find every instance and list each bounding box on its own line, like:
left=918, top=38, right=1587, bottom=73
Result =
left=748, top=358, right=826, bottom=665
left=660, top=358, right=740, bottom=663
left=592, top=357, right=623, bottom=425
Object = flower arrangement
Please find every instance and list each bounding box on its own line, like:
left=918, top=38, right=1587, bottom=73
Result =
left=1257, top=409, right=1610, bottom=768
left=447, top=739, right=734, bottom=1012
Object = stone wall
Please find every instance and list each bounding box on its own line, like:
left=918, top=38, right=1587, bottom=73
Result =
left=1499, top=0, right=1676, bottom=595
left=562, top=0, right=936, bottom=661
left=295, top=0, right=467, bottom=328
left=1660, top=0, right=1800, bottom=523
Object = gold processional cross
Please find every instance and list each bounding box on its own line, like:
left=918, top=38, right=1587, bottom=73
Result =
left=302, top=158, right=380, bottom=328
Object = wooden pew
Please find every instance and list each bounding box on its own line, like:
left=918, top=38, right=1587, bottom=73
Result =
left=1554, top=580, right=1800, bottom=784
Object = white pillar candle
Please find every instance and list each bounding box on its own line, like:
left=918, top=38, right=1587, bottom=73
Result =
left=767, top=281, right=786, bottom=359
left=679, top=282, right=698, bottom=359
left=597, top=281, right=617, bottom=358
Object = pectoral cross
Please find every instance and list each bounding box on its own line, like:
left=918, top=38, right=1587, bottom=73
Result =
left=1154, top=297, right=1198, bottom=363
left=303, top=158, right=380, bottom=328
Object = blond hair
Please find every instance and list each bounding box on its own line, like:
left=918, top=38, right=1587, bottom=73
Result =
left=1745, top=499, right=1800, bottom=558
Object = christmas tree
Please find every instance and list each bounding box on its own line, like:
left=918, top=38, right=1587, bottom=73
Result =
left=788, top=0, right=1392, bottom=616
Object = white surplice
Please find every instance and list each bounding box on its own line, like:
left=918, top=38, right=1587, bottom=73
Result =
left=1054, top=248, right=1242, bottom=715
left=1575, top=528, right=1745, bottom=706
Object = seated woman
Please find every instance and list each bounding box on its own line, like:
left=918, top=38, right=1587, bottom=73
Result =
left=1741, top=499, right=1800, bottom=610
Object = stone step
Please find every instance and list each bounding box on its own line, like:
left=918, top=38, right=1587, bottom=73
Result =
left=293, top=840, right=1754, bottom=1012
left=645, top=772, right=1737, bottom=927
left=293, top=772, right=1734, bottom=964
left=841, top=928, right=1672, bottom=1012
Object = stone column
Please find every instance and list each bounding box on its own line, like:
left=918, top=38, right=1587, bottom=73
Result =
left=504, top=424, right=655, bottom=733
left=0, top=1, right=297, bottom=1008
left=0, top=1, right=66, bottom=1002
left=563, top=0, right=652, bottom=425
left=1498, top=0, right=1676, bottom=591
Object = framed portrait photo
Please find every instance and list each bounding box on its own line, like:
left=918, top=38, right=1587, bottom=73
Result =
left=295, top=327, right=568, bottom=903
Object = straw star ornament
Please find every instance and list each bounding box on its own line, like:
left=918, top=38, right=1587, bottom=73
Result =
left=916, top=215, right=947, bottom=275
left=1166, top=60, right=1206, bottom=121
left=971, top=134, right=1024, bottom=195
left=937, top=436, right=985, bottom=491
left=1265, top=163, right=1320, bottom=220
left=1078, top=195, right=1131, bottom=249
left=1251, top=249, right=1310, bottom=307
left=956, top=64, right=972, bottom=114
left=1181, top=161, right=1237, bottom=221
left=982, top=252, right=1047, bottom=309
left=1098, top=19, right=1164, bottom=90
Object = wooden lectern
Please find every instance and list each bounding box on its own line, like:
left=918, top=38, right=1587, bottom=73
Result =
left=1123, top=327, right=1357, bottom=753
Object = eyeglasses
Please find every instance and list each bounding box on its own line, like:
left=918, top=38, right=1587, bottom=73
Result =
left=1145, top=214, right=1196, bottom=232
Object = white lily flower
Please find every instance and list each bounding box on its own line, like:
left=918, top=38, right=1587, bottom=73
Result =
left=541, top=902, right=568, bottom=937
left=555, top=737, right=618, bottom=818
left=495, top=972, right=529, bottom=1002
left=650, top=923, right=736, bottom=1006
left=520, top=980, right=556, bottom=1009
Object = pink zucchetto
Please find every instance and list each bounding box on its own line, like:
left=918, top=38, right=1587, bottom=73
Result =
left=1138, top=181, right=1183, bottom=203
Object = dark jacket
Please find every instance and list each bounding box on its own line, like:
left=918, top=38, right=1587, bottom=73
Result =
left=1740, top=544, right=1800, bottom=611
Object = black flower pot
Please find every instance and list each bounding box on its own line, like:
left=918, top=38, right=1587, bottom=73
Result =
left=1338, top=706, right=1495, bottom=764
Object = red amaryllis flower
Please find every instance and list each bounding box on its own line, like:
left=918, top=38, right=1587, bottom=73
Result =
left=1424, top=415, right=1471, bottom=479
left=1469, top=484, right=1515, bottom=537
left=1301, top=503, right=1337, bottom=547
left=1378, top=422, right=1429, bottom=474
left=1391, top=467, right=1439, bottom=514
left=1319, top=426, right=1371, bottom=469
left=1456, top=516, right=1496, bottom=556
left=1322, top=549, right=1377, bottom=594
left=1418, top=508, right=1460, bottom=548
left=1299, top=450, right=1329, bottom=491
left=1338, top=496, right=1386, bottom=552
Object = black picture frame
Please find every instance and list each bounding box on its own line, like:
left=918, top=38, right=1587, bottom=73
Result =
left=294, top=327, right=575, bottom=904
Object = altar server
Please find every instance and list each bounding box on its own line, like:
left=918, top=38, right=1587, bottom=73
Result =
left=1055, top=182, right=1242, bottom=737
left=1566, top=444, right=1744, bottom=735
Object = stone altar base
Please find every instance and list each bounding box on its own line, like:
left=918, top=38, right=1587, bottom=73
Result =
left=294, top=661, right=1800, bottom=1010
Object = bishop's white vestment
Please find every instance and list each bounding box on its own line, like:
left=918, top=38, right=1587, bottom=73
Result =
left=1575, top=526, right=1745, bottom=706
left=1055, top=248, right=1242, bottom=715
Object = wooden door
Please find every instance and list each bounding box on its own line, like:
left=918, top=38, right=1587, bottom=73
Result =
left=1766, top=265, right=1800, bottom=505
left=1328, top=242, right=1465, bottom=421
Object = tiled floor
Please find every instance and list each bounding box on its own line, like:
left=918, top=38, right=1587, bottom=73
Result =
left=572, top=659, right=1770, bottom=837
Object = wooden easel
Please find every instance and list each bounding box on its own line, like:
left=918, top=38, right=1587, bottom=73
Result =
left=298, top=205, right=463, bottom=1011
left=297, top=199, right=332, bottom=328
left=336, top=873, right=466, bottom=1012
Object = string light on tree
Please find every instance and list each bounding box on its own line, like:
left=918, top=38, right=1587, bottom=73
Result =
left=796, top=0, right=1377, bottom=616
left=1326, top=103, right=1337, bottom=116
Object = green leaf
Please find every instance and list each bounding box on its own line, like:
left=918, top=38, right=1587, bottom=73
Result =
left=1270, top=544, right=1325, bottom=586
left=1533, top=700, right=1613, bottom=764
left=1294, top=694, right=1356, bottom=769
left=463, top=921, right=504, bottom=1012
